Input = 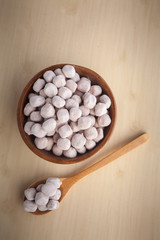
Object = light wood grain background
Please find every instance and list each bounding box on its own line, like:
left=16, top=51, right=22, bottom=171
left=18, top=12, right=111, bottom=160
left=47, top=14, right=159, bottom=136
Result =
left=0, top=0, right=160, bottom=239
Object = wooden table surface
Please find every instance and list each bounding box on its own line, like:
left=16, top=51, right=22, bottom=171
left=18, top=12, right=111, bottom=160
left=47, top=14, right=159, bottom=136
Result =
left=0, top=0, right=160, bottom=239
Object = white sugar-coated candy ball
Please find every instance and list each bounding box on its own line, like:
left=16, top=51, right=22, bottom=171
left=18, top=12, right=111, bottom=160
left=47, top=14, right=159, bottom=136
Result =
left=36, top=184, right=44, bottom=192
left=62, top=65, right=76, bottom=78
left=87, top=116, right=96, bottom=126
left=99, top=95, right=111, bottom=109
left=52, top=144, right=63, bottom=156
left=52, top=75, right=66, bottom=88
left=33, top=78, right=45, bottom=93
left=50, top=189, right=61, bottom=201
left=74, top=90, right=83, bottom=97
left=41, top=182, right=57, bottom=197
left=52, top=96, right=65, bottom=108
left=97, top=114, right=111, bottom=127
left=89, top=85, right=102, bottom=96
left=78, top=116, right=92, bottom=130
left=30, top=96, right=45, bottom=107
left=35, top=192, right=49, bottom=205
left=53, top=133, right=60, bottom=143
left=45, top=97, right=52, bottom=104
left=47, top=129, right=55, bottom=136
left=79, top=106, right=90, bottom=116
left=34, top=137, right=48, bottom=149
left=42, top=118, right=56, bottom=133
left=71, top=95, right=81, bottom=104
left=83, top=92, right=97, bottom=109
left=70, top=121, right=79, bottom=132
left=85, top=140, right=96, bottom=150
left=39, top=89, right=47, bottom=98
left=28, top=93, right=37, bottom=99
left=84, top=127, right=98, bottom=140
left=63, top=147, right=77, bottom=158
left=65, top=99, right=79, bottom=109
left=58, top=124, right=73, bottom=138
left=46, top=178, right=62, bottom=188
left=45, top=137, right=54, bottom=151
left=69, top=107, right=82, bottom=122
left=77, top=146, right=86, bottom=154
left=57, top=109, right=69, bottom=123
left=30, top=111, right=43, bottom=122
left=71, top=72, right=80, bottom=82
left=54, top=68, right=65, bottom=76
left=47, top=200, right=59, bottom=210
left=40, top=103, right=55, bottom=118
left=94, top=128, right=104, bottom=142
left=58, top=87, right=72, bottom=99
left=66, top=80, right=77, bottom=93
left=57, top=138, right=71, bottom=150
left=71, top=134, right=86, bottom=149
left=77, top=77, right=91, bottom=92
left=90, top=108, right=95, bottom=115
left=43, top=70, right=55, bottom=82
left=24, top=200, right=37, bottom=212
left=24, top=103, right=36, bottom=116
left=31, top=123, right=46, bottom=138
left=44, top=83, right=58, bottom=97
left=24, top=121, right=34, bottom=135
left=95, top=103, right=107, bottom=116
left=38, top=205, right=48, bottom=211
left=24, top=188, right=36, bottom=201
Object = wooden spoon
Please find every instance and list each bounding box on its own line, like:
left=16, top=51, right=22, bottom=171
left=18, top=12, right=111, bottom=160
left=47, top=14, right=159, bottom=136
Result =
left=24, top=133, right=149, bottom=215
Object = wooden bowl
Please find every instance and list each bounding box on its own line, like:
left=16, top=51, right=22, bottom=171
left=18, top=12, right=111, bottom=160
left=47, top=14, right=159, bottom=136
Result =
left=17, top=64, right=116, bottom=164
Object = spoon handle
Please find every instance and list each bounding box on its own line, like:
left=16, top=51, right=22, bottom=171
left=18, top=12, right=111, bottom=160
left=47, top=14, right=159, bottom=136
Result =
left=71, top=133, right=150, bottom=182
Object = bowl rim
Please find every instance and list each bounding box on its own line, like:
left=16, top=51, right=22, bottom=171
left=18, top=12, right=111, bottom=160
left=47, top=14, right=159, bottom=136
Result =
left=17, top=63, right=116, bottom=164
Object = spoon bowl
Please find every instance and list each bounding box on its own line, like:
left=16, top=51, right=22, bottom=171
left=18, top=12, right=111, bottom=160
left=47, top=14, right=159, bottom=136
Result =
left=24, top=133, right=149, bottom=215
left=24, top=177, right=72, bottom=215
left=25, top=179, right=50, bottom=215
